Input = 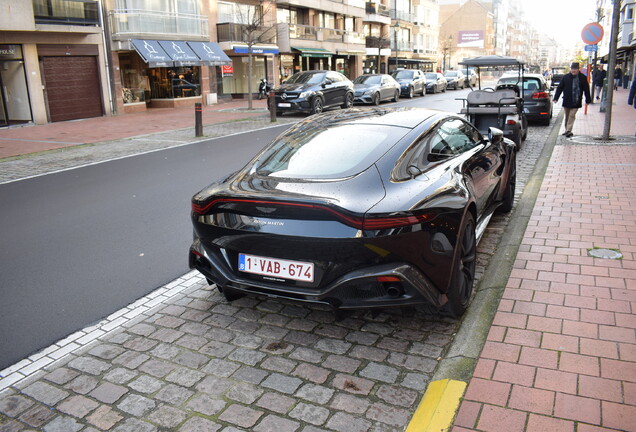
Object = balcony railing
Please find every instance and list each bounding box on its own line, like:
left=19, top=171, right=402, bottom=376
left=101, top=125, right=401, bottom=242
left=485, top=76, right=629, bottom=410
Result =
left=390, top=10, right=415, bottom=23
left=392, top=40, right=414, bottom=52
left=109, top=9, right=208, bottom=38
left=365, top=2, right=390, bottom=16
left=289, top=24, right=318, bottom=41
left=33, top=0, right=99, bottom=26
left=366, top=36, right=390, bottom=48
left=217, top=23, right=277, bottom=44
left=285, top=23, right=365, bottom=45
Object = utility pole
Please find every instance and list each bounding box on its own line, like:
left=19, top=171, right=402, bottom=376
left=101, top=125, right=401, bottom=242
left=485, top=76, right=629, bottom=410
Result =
left=602, top=0, right=621, bottom=140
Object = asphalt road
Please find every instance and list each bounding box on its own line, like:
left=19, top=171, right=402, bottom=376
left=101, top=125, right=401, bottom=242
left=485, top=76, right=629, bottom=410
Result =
left=0, top=89, right=471, bottom=370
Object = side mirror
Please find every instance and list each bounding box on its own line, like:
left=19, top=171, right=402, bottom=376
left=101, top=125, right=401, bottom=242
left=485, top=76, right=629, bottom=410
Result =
left=488, top=127, right=504, bottom=144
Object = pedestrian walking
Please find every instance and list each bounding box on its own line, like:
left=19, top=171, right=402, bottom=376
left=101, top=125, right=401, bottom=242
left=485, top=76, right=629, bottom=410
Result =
left=592, top=64, right=606, bottom=101
left=628, top=74, right=636, bottom=136
left=553, top=62, right=591, bottom=138
left=614, top=65, right=623, bottom=90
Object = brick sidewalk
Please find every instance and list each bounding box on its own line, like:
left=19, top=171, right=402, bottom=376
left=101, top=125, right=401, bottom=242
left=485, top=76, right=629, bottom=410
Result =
left=452, top=87, right=636, bottom=431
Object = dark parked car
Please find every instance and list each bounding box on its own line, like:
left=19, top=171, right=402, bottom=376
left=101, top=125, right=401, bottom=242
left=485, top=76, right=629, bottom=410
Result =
left=271, top=70, right=354, bottom=115
left=353, top=74, right=400, bottom=105
left=550, top=67, right=567, bottom=89
left=497, top=73, right=553, bottom=125
left=425, top=72, right=447, bottom=93
left=189, top=107, right=517, bottom=317
left=391, top=69, right=426, bottom=98
left=444, top=70, right=466, bottom=89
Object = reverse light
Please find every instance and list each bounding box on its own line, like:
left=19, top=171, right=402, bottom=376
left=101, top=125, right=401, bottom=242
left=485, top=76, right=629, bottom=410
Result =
left=532, top=91, right=549, bottom=99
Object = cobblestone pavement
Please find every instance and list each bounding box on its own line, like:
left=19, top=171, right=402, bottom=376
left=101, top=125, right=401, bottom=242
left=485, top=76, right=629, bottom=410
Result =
left=0, top=114, right=557, bottom=431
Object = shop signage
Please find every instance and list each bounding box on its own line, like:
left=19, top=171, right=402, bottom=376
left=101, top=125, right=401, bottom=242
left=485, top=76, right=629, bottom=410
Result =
left=233, top=45, right=279, bottom=54
left=584, top=44, right=598, bottom=52
left=0, top=44, right=22, bottom=60
left=130, top=40, right=172, bottom=67
left=187, top=41, right=232, bottom=66
left=222, top=65, right=234, bottom=76
left=158, top=40, right=199, bottom=66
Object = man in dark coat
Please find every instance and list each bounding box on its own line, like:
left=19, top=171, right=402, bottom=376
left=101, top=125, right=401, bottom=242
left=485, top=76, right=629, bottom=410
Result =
left=553, top=62, right=591, bottom=138
left=592, top=64, right=606, bottom=100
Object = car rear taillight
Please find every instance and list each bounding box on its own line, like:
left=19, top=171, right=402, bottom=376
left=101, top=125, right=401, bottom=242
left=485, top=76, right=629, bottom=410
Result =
left=532, top=91, right=549, bottom=99
left=506, top=119, right=517, bottom=125
left=192, top=198, right=434, bottom=230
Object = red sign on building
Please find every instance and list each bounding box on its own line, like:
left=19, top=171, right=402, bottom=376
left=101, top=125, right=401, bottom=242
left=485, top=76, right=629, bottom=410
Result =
left=222, top=64, right=234, bottom=76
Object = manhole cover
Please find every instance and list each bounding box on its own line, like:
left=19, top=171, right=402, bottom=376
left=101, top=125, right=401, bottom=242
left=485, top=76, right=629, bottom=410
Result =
left=565, top=135, right=636, bottom=145
left=588, top=248, right=623, bottom=259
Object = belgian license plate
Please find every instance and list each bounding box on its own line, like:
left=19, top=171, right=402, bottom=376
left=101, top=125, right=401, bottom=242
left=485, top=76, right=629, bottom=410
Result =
left=238, top=253, right=314, bottom=282
left=277, top=103, right=291, bottom=108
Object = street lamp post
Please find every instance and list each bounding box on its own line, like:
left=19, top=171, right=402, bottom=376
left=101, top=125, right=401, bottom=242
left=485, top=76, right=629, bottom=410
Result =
left=393, top=21, right=400, bottom=72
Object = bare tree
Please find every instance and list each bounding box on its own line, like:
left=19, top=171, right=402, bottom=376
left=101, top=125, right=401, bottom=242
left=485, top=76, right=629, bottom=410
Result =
left=234, top=0, right=276, bottom=110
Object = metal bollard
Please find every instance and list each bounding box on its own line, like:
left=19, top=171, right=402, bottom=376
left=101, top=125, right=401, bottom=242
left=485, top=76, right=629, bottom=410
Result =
left=269, top=91, right=276, bottom=122
left=195, top=103, right=203, bottom=137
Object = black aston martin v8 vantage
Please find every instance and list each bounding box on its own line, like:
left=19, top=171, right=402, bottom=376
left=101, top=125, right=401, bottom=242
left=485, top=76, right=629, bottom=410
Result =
left=189, top=108, right=516, bottom=317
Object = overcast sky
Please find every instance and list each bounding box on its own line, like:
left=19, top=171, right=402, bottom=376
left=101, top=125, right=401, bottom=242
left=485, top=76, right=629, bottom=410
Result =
left=521, top=0, right=603, bottom=46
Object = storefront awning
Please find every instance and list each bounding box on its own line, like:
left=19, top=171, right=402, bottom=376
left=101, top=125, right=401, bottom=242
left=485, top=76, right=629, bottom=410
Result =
left=158, top=40, right=200, bottom=66
left=232, top=44, right=279, bottom=54
left=130, top=39, right=173, bottom=67
left=292, top=47, right=334, bottom=58
left=187, top=41, right=232, bottom=66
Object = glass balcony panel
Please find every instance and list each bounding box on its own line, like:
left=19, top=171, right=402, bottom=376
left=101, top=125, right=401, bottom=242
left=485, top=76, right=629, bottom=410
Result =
left=109, top=9, right=208, bottom=38
left=33, top=0, right=99, bottom=26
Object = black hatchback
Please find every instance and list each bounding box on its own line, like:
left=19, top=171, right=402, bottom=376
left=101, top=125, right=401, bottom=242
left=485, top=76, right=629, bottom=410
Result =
left=272, top=70, right=354, bottom=115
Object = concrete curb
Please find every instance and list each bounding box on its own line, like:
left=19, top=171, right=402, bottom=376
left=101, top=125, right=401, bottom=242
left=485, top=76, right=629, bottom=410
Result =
left=405, top=110, right=565, bottom=431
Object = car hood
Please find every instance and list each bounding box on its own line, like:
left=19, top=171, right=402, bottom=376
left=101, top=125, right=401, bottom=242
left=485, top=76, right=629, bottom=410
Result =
left=194, top=166, right=387, bottom=215
left=395, top=79, right=413, bottom=85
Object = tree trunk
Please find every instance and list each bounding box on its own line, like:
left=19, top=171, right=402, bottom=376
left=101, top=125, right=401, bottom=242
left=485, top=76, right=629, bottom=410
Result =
left=247, top=51, right=253, bottom=110
left=602, top=0, right=621, bottom=140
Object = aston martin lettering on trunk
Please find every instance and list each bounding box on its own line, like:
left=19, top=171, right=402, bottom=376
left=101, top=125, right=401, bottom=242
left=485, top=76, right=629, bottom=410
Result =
left=238, top=253, right=314, bottom=282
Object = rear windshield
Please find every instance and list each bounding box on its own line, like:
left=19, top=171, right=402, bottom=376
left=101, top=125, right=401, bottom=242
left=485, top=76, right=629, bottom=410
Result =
left=425, top=73, right=438, bottom=79
left=499, top=77, right=542, bottom=90
left=252, top=124, right=408, bottom=179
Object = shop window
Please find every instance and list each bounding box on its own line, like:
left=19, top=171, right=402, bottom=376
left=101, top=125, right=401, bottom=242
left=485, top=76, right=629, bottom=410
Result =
left=221, top=57, right=265, bottom=94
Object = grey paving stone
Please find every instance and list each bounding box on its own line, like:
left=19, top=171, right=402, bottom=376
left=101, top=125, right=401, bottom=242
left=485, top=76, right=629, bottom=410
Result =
left=112, top=351, right=150, bottom=369
left=285, top=330, right=319, bottom=347
left=261, top=373, right=303, bottom=394
left=314, top=324, right=348, bottom=339
left=255, top=325, right=289, bottom=341
left=253, top=414, right=300, bottom=432
left=228, top=347, right=266, bottom=366
left=128, top=375, right=163, bottom=394
left=89, top=382, right=128, bottom=404
left=226, top=382, right=264, bottom=404
left=179, top=416, right=222, bottom=432
left=57, top=395, right=99, bottom=418
left=88, top=344, right=125, bottom=360
left=314, top=338, right=351, bottom=355
left=332, top=374, right=374, bottom=395
left=206, top=327, right=235, bottom=343
left=231, top=366, right=269, bottom=385
left=375, top=385, right=418, bottom=407
left=147, top=405, right=187, bottom=429
left=103, top=367, right=137, bottom=384
left=186, top=394, right=226, bottom=416
left=292, top=363, right=330, bottom=384
left=345, top=331, right=380, bottom=345
left=67, top=357, right=110, bottom=375
left=127, top=323, right=155, bottom=336
left=329, top=393, right=370, bottom=414
left=111, top=418, right=158, bottom=432
left=261, top=357, right=297, bottom=374
left=19, top=403, right=56, bottom=427
left=360, top=322, right=393, bottom=336
left=43, top=368, right=79, bottom=385
left=255, top=392, right=295, bottom=414
left=117, top=394, right=156, bottom=416
left=165, top=367, right=206, bottom=387
left=196, top=376, right=233, bottom=396
left=326, top=412, right=371, bottom=432
left=202, top=359, right=241, bottom=378
left=179, top=322, right=210, bottom=336
left=359, top=363, right=399, bottom=384
left=150, top=328, right=184, bottom=343
left=175, top=335, right=209, bottom=351
left=289, top=347, right=324, bottom=364
left=218, top=404, right=264, bottom=429
left=0, top=394, right=34, bottom=417
left=155, top=383, right=194, bottom=405
left=86, top=405, right=123, bottom=430
left=149, top=343, right=182, bottom=359
left=401, top=373, right=430, bottom=391
left=154, top=315, right=185, bottom=328
left=42, top=415, right=83, bottom=432
left=295, top=383, right=335, bottom=404
left=349, top=345, right=389, bottom=362
left=321, top=355, right=361, bottom=374
left=288, top=402, right=329, bottom=426
left=123, top=336, right=159, bottom=352
left=64, top=375, right=98, bottom=394
left=232, top=334, right=263, bottom=349
left=387, top=353, right=436, bottom=373
left=376, top=337, right=409, bottom=353
left=0, top=419, right=23, bottom=432
left=138, top=359, right=177, bottom=378
left=409, top=342, right=443, bottom=359
left=365, top=402, right=410, bottom=427
left=22, top=382, right=68, bottom=406
left=200, top=340, right=235, bottom=357
left=227, top=320, right=259, bottom=334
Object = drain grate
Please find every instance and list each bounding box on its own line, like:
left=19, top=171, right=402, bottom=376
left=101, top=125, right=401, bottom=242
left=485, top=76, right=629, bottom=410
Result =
left=563, top=135, right=636, bottom=146
left=588, top=248, right=623, bottom=259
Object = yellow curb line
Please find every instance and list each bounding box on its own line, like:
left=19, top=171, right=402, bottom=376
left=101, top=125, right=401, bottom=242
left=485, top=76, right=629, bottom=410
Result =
left=405, top=379, right=467, bottom=432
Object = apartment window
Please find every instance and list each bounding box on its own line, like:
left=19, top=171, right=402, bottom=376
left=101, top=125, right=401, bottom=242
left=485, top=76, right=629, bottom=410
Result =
left=218, top=1, right=260, bottom=24
left=276, top=8, right=297, bottom=24
left=345, top=16, right=355, bottom=32
left=115, top=0, right=201, bottom=33
left=627, top=5, right=634, bottom=21
left=320, top=12, right=335, bottom=28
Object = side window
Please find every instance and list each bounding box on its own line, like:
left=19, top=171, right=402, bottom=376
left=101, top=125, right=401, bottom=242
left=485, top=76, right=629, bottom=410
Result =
left=430, top=119, right=480, bottom=156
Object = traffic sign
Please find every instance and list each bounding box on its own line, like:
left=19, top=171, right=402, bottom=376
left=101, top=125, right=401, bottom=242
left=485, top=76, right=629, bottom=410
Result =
left=584, top=44, right=598, bottom=52
left=581, top=23, right=604, bottom=45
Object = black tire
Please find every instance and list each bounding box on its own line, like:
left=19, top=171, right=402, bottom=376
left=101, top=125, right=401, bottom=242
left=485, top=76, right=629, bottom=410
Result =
left=421, top=86, right=426, bottom=96
left=392, top=90, right=399, bottom=102
left=310, top=97, right=323, bottom=115
left=342, top=92, right=354, bottom=109
left=442, top=85, right=446, bottom=93
left=498, top=155, right=516, bottom=213
left=442, top=213, right=477, bottom=317
left=372, top=92, right=381, bottom=106
left=408, top=86, right=414, bottom=98
left=539, top=115, right=551, bottom=126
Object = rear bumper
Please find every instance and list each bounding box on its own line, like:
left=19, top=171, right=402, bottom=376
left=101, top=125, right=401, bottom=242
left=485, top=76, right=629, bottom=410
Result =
left=189, top=241, right=447, bottom=310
